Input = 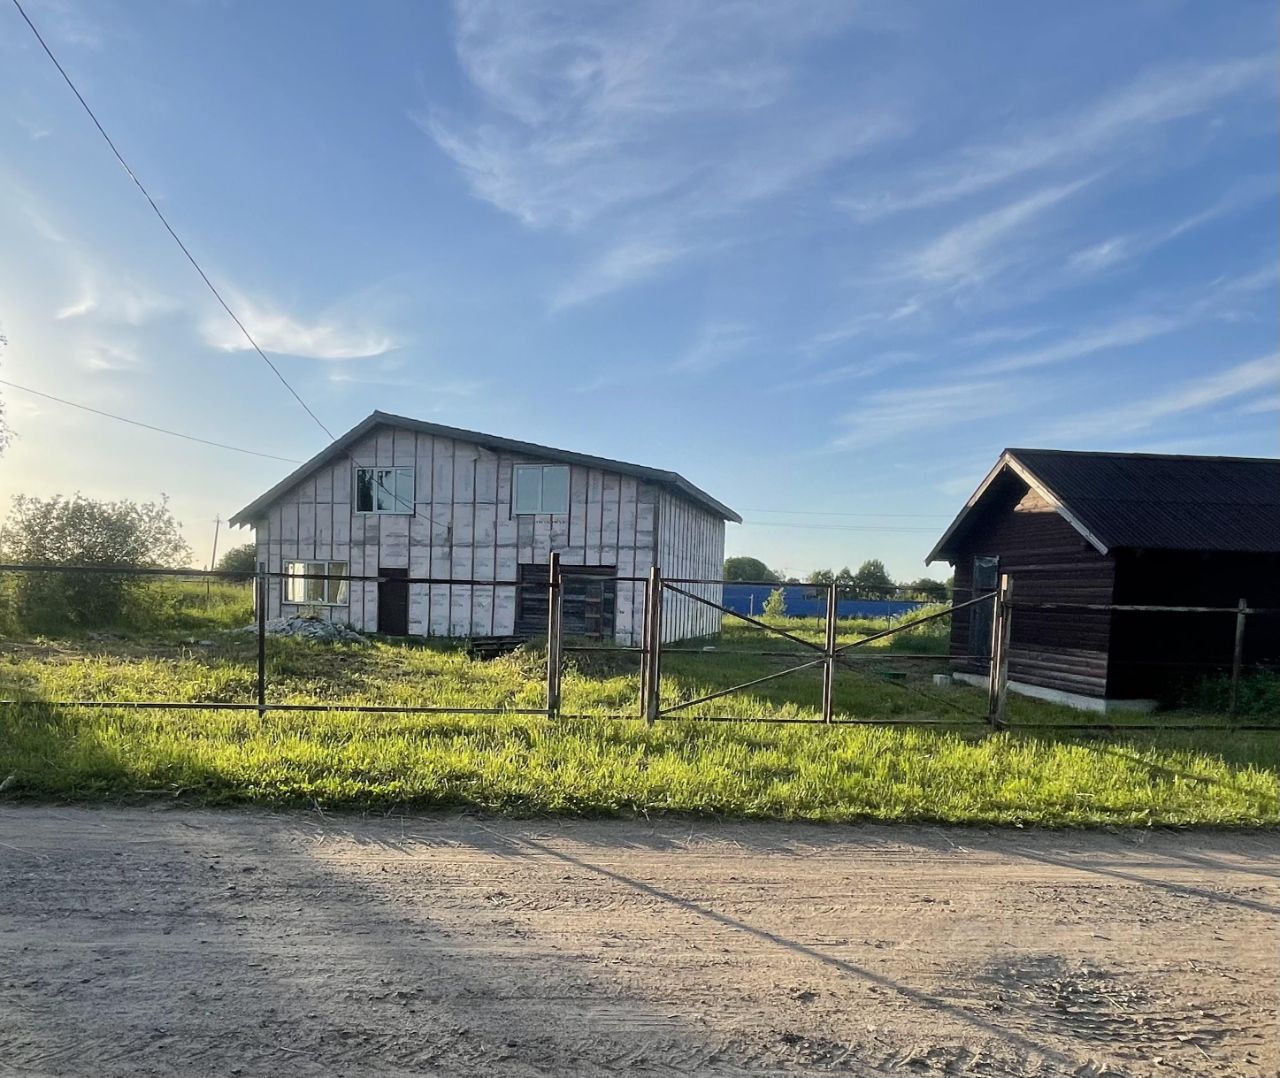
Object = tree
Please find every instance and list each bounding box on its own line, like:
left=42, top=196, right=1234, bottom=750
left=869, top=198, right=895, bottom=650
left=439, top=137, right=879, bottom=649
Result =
left=851, top=558, right=895, bottom=598
left=805, top=568, right=834, bottom=586
left=905, top=577, right=949, bottom=602
left=0, top=493, right=192, bottom=628
left=216, top=542, right=257, bottom=580
left=724, top=556, right=778, bottom=582
left=761, top=587, right=787, bottom=617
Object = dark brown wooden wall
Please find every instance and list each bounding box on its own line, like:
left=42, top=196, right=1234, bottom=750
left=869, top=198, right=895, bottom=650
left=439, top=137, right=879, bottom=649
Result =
left=946, top=473, right=1115, bottom=698
left=1108, top=550, right=1280, bottom=699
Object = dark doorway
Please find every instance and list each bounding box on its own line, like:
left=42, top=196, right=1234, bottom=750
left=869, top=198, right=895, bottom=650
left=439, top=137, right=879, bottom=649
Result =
left=516, top=563, right=616, bottom=639
left=968, top=556, right=999, bottom=659
left=377, top=567, right=409, bottom=635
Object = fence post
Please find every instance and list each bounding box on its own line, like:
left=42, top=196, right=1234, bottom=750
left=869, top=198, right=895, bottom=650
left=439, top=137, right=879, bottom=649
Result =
left=987, top=574, right=1013, bottom=729
left=546, top=551, right=562, bottom=718
left=644, top=565, right=663, bottom=725
left=1229, top=597, right=1246, bottom=719
left=256, top=571, right=267, bottom=716
left=821, top=582, right=837, bottom=723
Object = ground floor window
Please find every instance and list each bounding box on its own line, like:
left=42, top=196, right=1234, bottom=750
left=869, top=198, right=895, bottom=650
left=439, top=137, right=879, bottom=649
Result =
left=285, top=561, right=349, bottom=605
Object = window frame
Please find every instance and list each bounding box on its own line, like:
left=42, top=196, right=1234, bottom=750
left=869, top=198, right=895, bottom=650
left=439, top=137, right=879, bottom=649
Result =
left=354, top=466, right=415, bottom=515
left=284, top=560, right=350, bottom=606
left=513, top=464, right=570, bottom=516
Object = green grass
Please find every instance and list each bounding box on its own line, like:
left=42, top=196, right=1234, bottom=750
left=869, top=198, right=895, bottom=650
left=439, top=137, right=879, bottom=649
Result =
left=0, top=599, right=1276, bottom=826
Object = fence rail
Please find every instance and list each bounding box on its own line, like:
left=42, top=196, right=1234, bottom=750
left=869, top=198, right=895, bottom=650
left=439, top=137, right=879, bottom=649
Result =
left=0, top=561, right=1274, bottom=730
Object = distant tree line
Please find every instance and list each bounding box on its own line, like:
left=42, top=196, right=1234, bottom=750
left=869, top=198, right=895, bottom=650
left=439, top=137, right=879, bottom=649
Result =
left=724, top=555, right=950, bottom=601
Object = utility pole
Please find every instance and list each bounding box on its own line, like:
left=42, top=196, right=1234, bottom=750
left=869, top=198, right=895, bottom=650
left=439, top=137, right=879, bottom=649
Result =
left=206, top=515, right=221, bottom=603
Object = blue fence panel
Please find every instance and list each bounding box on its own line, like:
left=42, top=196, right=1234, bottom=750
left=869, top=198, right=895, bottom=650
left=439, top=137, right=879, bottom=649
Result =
left=721, top=584, right=922, bottom=620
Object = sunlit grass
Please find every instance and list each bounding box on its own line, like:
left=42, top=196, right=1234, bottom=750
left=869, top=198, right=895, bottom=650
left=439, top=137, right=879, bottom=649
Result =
left=0, top=610, right=1276, bottom=826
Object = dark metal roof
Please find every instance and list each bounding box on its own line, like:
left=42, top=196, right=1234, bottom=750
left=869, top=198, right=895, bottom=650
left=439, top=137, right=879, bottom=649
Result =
left=230, top=411, right=741, bottom=526
left=928, top=448, right=1280, bottom=562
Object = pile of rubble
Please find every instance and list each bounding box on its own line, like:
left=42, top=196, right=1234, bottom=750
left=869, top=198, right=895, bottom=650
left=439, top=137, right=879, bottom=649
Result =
left=240, top=616, right=367, bottom=643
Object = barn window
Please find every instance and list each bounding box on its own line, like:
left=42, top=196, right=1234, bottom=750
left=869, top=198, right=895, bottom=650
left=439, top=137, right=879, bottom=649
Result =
left=285, top=561, right=349, bottom=605
left=355, top=467, right=414, bottom=514
left=513, top=465, right=570, bottom=514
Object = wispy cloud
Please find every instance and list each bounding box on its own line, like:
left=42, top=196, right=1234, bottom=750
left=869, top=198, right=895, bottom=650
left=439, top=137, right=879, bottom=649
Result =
left=427, top=0, right=908, bottom=306
left=1239, top=393, right=1280, bottom=415
left=83, top=342, right=143, bottom=373
left=55, top=275, right=175, bottom=325
left=905, top=177, right=1094, bottom=287
left=1047, top=352, right=1279, bottom=442
left=326, top=370, right=487, bottom=395
left=972, top=264, right=1279, bottom=374
left=550, top=235, right=691, bottom=311
left=672, top=321, right=758, bottom=372
left=843, top=54, right=1274, bottom=219
left=828, top=377, right=1026, bottom=451
left=1064, top=176, right=1277, bottom=278
left=782, top=351, right=921, bottom=390
left=199, top=297, right=398, bottom=360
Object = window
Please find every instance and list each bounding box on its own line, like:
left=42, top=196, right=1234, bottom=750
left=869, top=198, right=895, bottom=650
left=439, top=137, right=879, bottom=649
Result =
left=285, top=561, right=349, bottom=605
left=513, top=465, right=570, bottom=514
left=355, top=467, right=414, bottom=514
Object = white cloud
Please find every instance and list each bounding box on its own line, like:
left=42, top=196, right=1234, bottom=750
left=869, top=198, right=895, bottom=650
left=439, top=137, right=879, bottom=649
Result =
left=199, top=298, right=397, bottom=361
left=828, top=378, right=1025, bottom=451
left=1238, top=393, right=1280, bottom=415
left=672, top=321, right=758, bottom=372
left=1064, top=176, right=1277, bottom=279
left=906, top=177, right=1093, bottom=286
left=550, top=236, right=690, bottom=310
left=844, top=55, right=1275, bottom=219
left=1047, top=352, right=1280, bottom=441
left=427, top=0, right=908, bottom=305
left=973, top=264, right=1279, bottom=374
left=83, top=343, right=143, bottom=373
left=782, top=351, right=921, bottom=390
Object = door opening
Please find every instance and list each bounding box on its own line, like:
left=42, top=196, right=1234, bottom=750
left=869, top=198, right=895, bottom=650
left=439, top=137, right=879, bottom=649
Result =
left=377, top=567, right=409, bottom=635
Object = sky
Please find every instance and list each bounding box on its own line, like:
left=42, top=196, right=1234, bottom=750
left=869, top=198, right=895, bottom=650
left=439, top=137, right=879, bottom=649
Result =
left=0, top=0, right=1276, bottom=582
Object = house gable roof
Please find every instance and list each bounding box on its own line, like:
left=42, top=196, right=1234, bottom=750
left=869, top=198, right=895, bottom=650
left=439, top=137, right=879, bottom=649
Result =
left=230, top=411, right=741, bottom=526
left=926, top=448, right=1280, bottom=564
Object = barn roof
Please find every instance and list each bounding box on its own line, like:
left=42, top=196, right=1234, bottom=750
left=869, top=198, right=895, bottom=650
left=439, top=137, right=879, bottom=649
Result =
left=230, top=411, right=741, bottom=526
left=927, top=448, right=1280, bottom=563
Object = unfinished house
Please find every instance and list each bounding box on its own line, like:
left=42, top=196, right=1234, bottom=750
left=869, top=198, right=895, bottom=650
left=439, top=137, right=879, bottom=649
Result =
left=230, top=411, right=740, bottom=644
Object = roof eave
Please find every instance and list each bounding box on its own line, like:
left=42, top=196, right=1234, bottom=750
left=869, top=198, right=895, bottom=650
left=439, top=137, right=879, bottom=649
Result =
left=925, top=450, right=1111, bottom=564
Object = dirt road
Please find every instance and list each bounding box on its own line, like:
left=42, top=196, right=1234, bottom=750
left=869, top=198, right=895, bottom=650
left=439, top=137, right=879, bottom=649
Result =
left=0, top=808, right=1275, bottom=1077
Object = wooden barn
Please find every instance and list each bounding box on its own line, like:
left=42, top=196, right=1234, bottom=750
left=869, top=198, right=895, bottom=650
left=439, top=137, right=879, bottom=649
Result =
left=927, top=449, right=1280, bottom=712
left=230, top=411, right=739, bottom=644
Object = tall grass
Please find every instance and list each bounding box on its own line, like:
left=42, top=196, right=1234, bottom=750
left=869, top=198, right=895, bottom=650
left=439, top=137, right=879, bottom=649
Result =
left=0, top=623, right=1275, bottom=825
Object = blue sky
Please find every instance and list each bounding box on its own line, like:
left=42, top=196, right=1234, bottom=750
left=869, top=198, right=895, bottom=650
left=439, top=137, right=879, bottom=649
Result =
left=1, top=0, right=1276, bottom=580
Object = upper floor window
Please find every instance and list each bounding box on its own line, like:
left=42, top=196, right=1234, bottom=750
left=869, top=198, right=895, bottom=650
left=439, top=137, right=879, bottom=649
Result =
left=513, top=464, right=570, bottom=514
left=355, top=466, right=414, bottom=514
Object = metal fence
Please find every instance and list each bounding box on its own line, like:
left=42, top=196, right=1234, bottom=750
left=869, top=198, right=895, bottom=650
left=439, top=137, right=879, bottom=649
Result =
left=0, top=560, right=1274, bottom=730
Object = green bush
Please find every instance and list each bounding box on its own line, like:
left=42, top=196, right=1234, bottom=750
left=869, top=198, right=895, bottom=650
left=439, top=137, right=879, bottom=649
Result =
left=0, top=493, right=192, bottom=632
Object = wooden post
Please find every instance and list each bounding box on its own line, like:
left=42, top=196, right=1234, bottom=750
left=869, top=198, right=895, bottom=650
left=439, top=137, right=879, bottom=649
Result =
left=256, top=572, right=267, bottom=716
left=546, top=551, right=562, bottom=718
left=644, top=565, right=663, bottom=725
left=987, top=575, right=1013, bottom=729
left=1229, top=597, right=1246, bottom=719
left=821, top=582, right=837, bottom=723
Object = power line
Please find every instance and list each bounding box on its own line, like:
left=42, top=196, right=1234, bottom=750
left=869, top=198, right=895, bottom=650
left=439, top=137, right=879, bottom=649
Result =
left=0, top=378, right=303, bottom=463
left=741, top=507, right=950, bottom=519
left=10, top=0, right=335, bottom=441
left=741, top=520, right=939, bottom=533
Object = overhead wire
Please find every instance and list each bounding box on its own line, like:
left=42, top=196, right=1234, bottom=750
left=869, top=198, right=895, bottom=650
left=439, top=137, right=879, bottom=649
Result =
left=0, top=378, right=303, bottom=463
left=9, top=0, right=335, bottom=441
